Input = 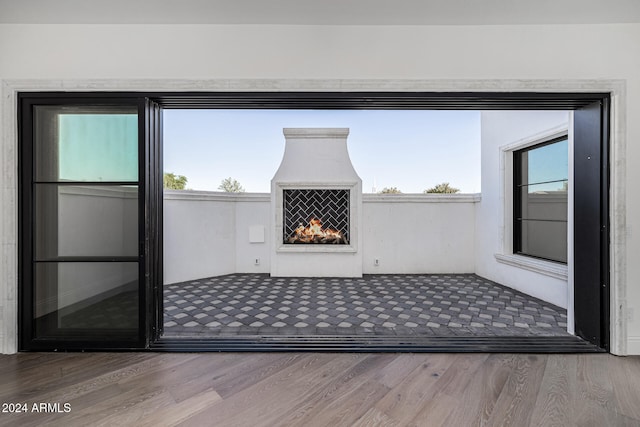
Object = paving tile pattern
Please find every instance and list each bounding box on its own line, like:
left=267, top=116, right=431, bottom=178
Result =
left=162, top=274, right=569, bottom=338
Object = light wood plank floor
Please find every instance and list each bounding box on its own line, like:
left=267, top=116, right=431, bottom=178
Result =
left=1, top=352, right=639, bottom=426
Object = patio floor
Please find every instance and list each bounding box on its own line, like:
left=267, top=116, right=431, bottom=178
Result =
left=162, top=273, right=570, bottom=338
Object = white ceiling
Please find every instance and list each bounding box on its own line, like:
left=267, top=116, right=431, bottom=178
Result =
left=1, top=0, right=639, bottom=25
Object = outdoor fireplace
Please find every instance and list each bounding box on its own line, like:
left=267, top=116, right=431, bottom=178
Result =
left=271, top=128, right=363, bottom=277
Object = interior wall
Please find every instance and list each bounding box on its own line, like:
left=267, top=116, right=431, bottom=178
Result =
left=0, top=22, right=638, bottom=353
left=0, top=81, right=6, bottom=350
left=0, top=24, right=636, bottom=81
left=476, top=111, right=570, bottom=308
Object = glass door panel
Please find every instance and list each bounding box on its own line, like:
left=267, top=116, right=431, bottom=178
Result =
left=24, top=102, right=143, bottom=346
left=34, top=185, right=139, bottom=259
left=35, top=106, right=139, bottom=182
left=34, top=262, right=139, bottom=337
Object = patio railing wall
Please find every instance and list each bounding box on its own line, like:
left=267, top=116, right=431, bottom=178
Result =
left=163, top=191, right=479, bottom=284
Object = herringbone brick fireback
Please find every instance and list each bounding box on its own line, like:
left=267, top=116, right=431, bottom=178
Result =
left=283, top=189, right=350, bottom=244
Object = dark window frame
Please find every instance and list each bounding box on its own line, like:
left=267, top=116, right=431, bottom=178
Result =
left=513, top=135, right=569, bottom=264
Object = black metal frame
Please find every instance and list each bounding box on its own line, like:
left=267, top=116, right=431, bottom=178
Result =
left=513, top=135, right=569, bottom=264
left=17, top=90, right=611, bottom=353
left=151, top=335, right=604, bottom=353
left=574, top=99, right=611, bottom=349
left=145, top=100, right=164, bottom=344
left=18, top=94, right=152, bottom=351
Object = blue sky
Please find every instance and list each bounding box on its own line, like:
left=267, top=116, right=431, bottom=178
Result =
left=163, top=109, right=482, bottom=193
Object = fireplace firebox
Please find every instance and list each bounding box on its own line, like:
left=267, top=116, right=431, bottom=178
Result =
left=283, top=189, right=350, bottom=244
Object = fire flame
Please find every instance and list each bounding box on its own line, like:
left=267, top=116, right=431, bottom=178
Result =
left=289, top=218, right=345, bottom=243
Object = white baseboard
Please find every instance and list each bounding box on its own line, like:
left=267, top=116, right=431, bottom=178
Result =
left=627, top=337, right=640, bottom=355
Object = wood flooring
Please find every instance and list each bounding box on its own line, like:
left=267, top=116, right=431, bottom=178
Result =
left=1, top=352, right=639, bottom=426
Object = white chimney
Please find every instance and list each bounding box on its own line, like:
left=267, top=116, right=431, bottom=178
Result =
left=272, top=128, right=360, bottom=184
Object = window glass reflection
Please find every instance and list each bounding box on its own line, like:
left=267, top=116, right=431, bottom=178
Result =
left=35, top=106, right=138, bottom=182
left=34, top=185, right=138, bottom=259
left=526, top=138, right=568, bottom=185
left=515, top=136, right=568, bottom=264
left=34, top=262, right=139, bottom=336
left=520, top=220, right=567, bottom=263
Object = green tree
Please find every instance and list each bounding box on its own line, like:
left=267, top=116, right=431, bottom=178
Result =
left=163, top=172, right=188, bottom=190
left=424, top=182, right=460, bottom=194
left=379, top=187, right=402, bottom=194
left=218, top=177, right=245, bottom=193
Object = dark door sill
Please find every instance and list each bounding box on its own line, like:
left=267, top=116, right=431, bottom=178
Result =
left=150, top=335, right=605, bottom=353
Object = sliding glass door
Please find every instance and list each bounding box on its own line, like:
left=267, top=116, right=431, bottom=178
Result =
left=18, top=91, right=609, bottom=352
left=19, top=96, right=160, bottom=350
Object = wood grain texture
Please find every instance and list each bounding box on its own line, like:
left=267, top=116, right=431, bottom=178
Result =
left=0, top=352, right=638, bottom=427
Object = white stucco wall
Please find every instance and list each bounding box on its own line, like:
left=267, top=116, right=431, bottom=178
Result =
left=362, top=195, right=477, bottom=274
left=234, top=197, right=272, bottom=274
left=163, top=192, right=236, bottom=283
left=163, top=192, right=275, bottom=282
left=476, top=111, right=570, bottom=309
left=163, top=192, right=479, bottom=283
left=1, top=22, right=638, bottom=353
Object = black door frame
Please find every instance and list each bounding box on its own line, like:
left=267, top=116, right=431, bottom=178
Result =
left=18, top=94, right=154, bottom=350
left=18, top=91, right=610, bottom=352
left=574, top=99, right=610, bottom=349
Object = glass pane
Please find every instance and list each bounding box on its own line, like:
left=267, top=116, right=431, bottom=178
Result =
left=519, top=182, right=568, bottom=221
left=520, top=138, right=568, bottom=185
left=34, top=262, right=139, bottom=337
left=35, top=185, right=138, bottom=259
left=518, top=220, right=567, bottom=263
left=35, top=106, right=138, bottom=182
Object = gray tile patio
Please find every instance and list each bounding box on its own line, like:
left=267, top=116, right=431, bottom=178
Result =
left=162, top=273, right=570, bottom=338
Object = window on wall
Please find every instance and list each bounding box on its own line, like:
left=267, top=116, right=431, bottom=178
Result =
left=514, top=136, right=568, bottom=264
